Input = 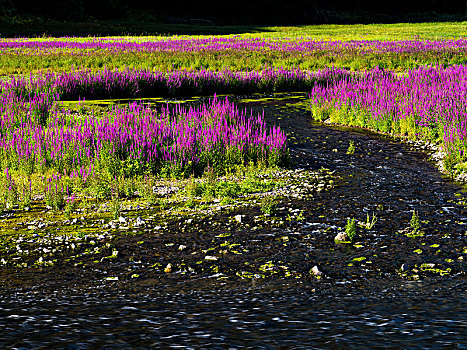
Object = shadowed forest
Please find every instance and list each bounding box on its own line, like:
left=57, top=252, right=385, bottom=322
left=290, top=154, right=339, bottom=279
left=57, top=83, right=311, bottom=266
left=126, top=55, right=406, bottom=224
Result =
left=2, top=0, right=467, bottom=24
left=1, top=0, right=466, bottom=37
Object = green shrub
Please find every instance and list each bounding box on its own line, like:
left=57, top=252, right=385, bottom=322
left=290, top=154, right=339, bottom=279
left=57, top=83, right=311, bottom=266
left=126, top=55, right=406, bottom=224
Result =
left=260, top=196, right=278, bottom=215
left=410, top=210, right=420, bottom=234
left=345, top=218, right=357, bottom=242
left=346, top=140, right=355, bottom=155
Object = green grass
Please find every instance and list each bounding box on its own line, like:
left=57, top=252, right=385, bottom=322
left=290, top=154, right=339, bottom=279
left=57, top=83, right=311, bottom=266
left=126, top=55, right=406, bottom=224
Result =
left=2, top=18, right=467, bottom=40
left=1, top=21, right=467, bottom=75
left=256, top=22, right=467, bottom=40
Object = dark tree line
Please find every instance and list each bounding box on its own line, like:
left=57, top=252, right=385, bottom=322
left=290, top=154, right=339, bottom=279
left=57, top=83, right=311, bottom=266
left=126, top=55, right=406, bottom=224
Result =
left=2, top=0, right=466, bottom=22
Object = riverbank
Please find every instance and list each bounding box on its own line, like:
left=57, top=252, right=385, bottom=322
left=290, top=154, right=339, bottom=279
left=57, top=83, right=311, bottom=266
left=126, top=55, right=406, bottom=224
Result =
left=1, top=94, right=465, bottom=295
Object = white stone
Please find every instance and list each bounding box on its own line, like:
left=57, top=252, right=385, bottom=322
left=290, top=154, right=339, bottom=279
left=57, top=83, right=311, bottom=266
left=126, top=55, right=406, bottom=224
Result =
left=311, top=265, right=323, bottom=276
left=334, top=231, right=348, bottom=242
left=135, top=217, right=145, bottom=226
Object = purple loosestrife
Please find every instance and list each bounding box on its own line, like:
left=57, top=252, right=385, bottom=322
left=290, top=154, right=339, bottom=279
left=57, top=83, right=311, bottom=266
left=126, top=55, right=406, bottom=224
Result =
left=0, top=67, right=349, bottom=102
left=2, top=37, right=467, bottom=61
left=0, top=92, right=287, bottom=181
left=309, top=65, right=467, bottom=171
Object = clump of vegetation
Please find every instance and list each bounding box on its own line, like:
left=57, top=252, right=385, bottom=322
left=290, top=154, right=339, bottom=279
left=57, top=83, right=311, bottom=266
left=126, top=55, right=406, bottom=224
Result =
left=346, top=140, right=355, bottom=155
left=345, top=218, right=357, bottom=242
left=308, top=65, right=467, bottom=175
left=362, top=212, right=377, bottom=230
left=110, top=195, right=122, bottom=220
left=2, top=30, right=467, bottom=76
left=335, top=217, right=357, bottom=243
left=18, top=177, right=32, bottom=210
left=136, top=175, right=158, bottom=204
left=185, top=176, right=205, bottom=198
left=260, top=196, right=278, bottom=215
left=0, top=91, right=288, bottom=214
left=64, top=194, right=77, bottom=219
left=410, top=209, right=421, bottom=235
left=0, top=168, right=18, bottom=210
left=183, top=163, right=278, bottom=205
left=202, top=166, right=218, bottom=200
left=44, top=174, right=66, bottom=211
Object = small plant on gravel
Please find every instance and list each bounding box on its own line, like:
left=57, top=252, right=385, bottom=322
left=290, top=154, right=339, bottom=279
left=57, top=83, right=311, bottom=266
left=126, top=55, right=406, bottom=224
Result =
left=239, top=166, right=276, bottom=195
left=156, top=197, right=169, bottom=210
left=217, top=181, right=241, bottom=199
left=203, top=166, right=217, bottom=199
left=346, top=140, right=355, bottom=155
left=296, top=211, right=305, bottom=221
left=123, top=177, right=137, bottom=198
left=110, top=195, right=121, bottom=220
left=220, top=196, right=234, bottom=205
left=19, top=178, right=32, bottom=210
left=260, top=196, right=278, bottom=215
left=345, top=218, right=357, bottom=242
left=1, top=169, right=18, bottom=209
left=362, top=212, right=377, bottom=229
left=185, top=176, right=204, bottom=197
left=64, top=194, right=77, bottom=219
left=410, top=209, right=421, bottom=234
left=44, top=175, right=65, bottom=211
left=137, top=175, right=158, bottom=204
left=184, top=197, right=196, bottom=209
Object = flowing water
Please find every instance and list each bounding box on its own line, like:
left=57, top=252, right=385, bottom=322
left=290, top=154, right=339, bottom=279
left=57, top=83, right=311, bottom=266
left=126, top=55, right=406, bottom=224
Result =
left=1, top=94, right=466, bottom=348
left=1, top=284, right=466, bottom=349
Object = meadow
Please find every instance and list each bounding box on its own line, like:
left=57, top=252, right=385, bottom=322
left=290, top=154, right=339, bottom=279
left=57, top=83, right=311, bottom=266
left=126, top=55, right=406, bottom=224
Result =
left=0, top=24, right=466, bottom=218
left=2, top=34, right=467, bottom=75
left=2, top=21, right=467, bottom=209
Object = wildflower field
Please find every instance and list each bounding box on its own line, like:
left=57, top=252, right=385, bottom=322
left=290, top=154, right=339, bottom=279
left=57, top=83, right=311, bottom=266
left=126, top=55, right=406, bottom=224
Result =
left=1, top=22, right=467, bottom=210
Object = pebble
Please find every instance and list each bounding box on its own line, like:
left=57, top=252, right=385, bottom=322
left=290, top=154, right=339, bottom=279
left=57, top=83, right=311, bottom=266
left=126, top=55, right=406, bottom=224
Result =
left=334, top=231, right=348, bottom=242
left=311, top=265, right=323, bottom=276
left=164, top=263, right=172, bottom=273
left=135, top=217, right=145, bottom=226
left=105, top=277, right=119, bottom=281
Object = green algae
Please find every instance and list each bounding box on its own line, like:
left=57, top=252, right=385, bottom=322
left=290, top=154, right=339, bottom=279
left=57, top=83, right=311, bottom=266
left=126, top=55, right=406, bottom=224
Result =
left=419, top=263, right=452, bottom=276
left=352, top=256, right=367, bottom=262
